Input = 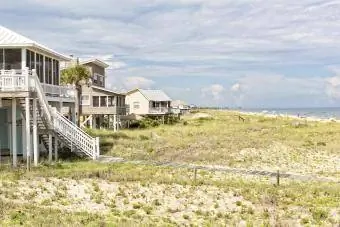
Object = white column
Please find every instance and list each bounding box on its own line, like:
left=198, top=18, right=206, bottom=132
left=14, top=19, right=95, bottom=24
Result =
left=51, top=58, right=54, bottom=85
left=25, top=97, right=31, bottom=170
left=113, top=114, right=117, bottom=132
left=12, top=98, right=17, bottom=167
left=48, top=133, right=52, bottom=163
left=43, top=56, right=46, bottom=83
left=21, top=113, right=27, bottom=160
left=89, top=115, right=93, bottom=129
left=21, top=48, right=27, bottom=70
left=106, top=96, right=109, bottom=107
left=33, top=98, right=38, bottom=166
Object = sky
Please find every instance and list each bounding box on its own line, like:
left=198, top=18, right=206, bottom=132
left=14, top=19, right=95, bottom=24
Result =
left=2, top=0, right=340, bottom=108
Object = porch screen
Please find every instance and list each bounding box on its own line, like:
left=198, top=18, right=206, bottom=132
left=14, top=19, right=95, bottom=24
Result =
left=0, top=49, right=21, bottom=70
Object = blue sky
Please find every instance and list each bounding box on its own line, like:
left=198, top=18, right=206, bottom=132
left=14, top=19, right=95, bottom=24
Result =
left=2, top=0, right=340, bottom=108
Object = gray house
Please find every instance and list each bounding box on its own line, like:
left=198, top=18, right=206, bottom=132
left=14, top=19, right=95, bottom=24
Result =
left=0, top=26, right=99, bottom=167
left=78, top=59, right=126, bottom=131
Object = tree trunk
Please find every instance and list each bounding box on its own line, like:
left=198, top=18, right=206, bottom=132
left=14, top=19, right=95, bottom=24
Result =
left=76, top=85, right=82, bottom=127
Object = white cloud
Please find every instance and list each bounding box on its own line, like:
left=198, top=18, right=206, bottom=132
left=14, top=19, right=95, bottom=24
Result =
left=201, top=84, right=225, bottom=101
left=122, top=76, right=155, bottom=90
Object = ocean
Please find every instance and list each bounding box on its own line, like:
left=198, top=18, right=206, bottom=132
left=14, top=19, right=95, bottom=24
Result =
left=238, top=107, right=340, bottom=120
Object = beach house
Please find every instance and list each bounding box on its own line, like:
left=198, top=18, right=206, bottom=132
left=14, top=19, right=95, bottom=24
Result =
left=77, top=58, right=127, bottom=131
left=0, top=26, right=100, bottom=167
left=125, top=89, right=172, bottom=116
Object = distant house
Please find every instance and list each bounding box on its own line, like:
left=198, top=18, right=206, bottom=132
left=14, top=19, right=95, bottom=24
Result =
left=125, top=89, right=172, bottom=116
left=171, top=100, right=191, bottom=115
left=78, top=59, right=127, bottom=131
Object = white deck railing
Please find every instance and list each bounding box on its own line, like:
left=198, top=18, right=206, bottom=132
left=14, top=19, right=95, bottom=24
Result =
left=149, top=107, right=170, bottom=114
left=0, top=69, right=30, bottom=91
left=0, top=69, right=75, bottom=101
left=42, top=83, right=75, bottom=99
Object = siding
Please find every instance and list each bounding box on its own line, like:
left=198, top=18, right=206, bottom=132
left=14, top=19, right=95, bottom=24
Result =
left=82, top=62, right=106, bottom=87
left=126, top=91, right=149, bottom=115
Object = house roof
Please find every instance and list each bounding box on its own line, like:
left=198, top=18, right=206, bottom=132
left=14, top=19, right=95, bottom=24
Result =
left=92, top=85, right=125, bottom=96
left=0, top=25, right=71, bottom=61
left=80, top=59, right=109, bottom=68
left=128, top=88, right=172, bottom=101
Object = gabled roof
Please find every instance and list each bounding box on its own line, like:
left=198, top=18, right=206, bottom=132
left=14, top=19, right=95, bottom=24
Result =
left=128, top=88, right=172, bottom=101
left=92, top=85, right=125, bottom=96
left=80, top=59, right=109, bottom=68
left=0, top=25, right=71, bottom=61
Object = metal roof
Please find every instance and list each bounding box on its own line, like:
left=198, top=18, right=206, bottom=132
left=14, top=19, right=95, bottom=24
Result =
left=0, top=25, right=71, bottom=61
left=139, top=89, right=172, bottom=101
left=92, top=85, right=125, bottom=96
left=80, top=59, right=109, bottom=68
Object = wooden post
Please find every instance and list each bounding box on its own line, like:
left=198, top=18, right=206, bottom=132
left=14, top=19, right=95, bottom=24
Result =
left=21, top=113, right=27, bottom=161
left=276, top=170, right=280, bottom=186
left=48, top=133, right=52, bottom=163
left=194, top=168, right=197, bottom=183
left=25, top=97, right=31, bottom=171
left=54, top=138, right=58, bottom=161
left=33, top=97, right=38, bottom=166
left=11, top=98, right=17, bottom=167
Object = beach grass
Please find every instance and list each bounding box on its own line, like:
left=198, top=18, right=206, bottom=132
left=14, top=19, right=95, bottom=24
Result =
left=0, top=161, right=339, bottom=226
left=89, top=110, right=340, bottom=178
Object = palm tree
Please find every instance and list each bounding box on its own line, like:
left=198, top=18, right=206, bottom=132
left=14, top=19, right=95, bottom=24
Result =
left=61, top=63, right=91, bottom=126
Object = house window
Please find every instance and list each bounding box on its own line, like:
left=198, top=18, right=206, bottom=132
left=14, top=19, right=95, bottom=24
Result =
left=81, top=95, right=90, bottom=105
left=53, top=59, right=59, bottom=85
left=93, top=96, right=99, bottom=107
left=1, top=49, right=21, bottom=70
left=100, top=96, right=107, bottom=107
left=93, top=74, right=98, bottom=84
left=45, top=57, right=52, bottom=84
left=26, top=50, right=35, bottom=71
left=133, top=101, right=140, bottom=109
left=36, top=54, right=44, bottom=82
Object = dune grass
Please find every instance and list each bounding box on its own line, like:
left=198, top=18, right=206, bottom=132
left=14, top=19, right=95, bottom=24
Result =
left=0, top=161, right=339, bottom=226
left=89, top=110, right=340, bottom=177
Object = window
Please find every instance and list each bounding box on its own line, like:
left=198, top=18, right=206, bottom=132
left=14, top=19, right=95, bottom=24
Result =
left=93, top=74, right=98, bottom=84
left=0, top=49, right=3, bottom=69
left=133, top=101, right=140, bottom=109
left=81, top=95, right=90, bottom=105
left=100, top=96, right=107, bottom=107
left=93, top=96, right=99, bottom=107
left=26, top=50, right=35, bottom=70
left=45, top=57, right=52, bottom=84
left=36, top=54, right=44, bottom=82
left=3, top=49, right=21, bottom=70
left=98, top=75, right=104, bottom=86
left=52, top=59, right=59, bottom=85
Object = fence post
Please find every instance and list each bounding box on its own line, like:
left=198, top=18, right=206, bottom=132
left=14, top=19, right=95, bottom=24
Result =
left=96, top=137, right=100, bottom=158
left=276, top=170, right=280, bottom=186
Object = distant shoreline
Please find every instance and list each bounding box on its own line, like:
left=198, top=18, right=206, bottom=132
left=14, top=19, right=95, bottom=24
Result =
left=232, top=110, right=339, bottom=123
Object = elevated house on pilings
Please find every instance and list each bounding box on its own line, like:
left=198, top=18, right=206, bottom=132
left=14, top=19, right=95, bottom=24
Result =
left=125, top=88, right=172, bottom=124
left=62, top=58, right=127, bottom=131
left=0, top=26, right=100, bottom=167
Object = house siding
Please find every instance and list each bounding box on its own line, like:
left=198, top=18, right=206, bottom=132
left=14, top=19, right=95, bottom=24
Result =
left=126, top=91, right=149, bottom=115
left=82, top=62, right=106, bottom=87
left=81, top=86, right=126, bottom=115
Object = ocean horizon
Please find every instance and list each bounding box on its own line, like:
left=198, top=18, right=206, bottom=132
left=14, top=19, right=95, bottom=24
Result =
left=235, top=107, right=340, bottom=119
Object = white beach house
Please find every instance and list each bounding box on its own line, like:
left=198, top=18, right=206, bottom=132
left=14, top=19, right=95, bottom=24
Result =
left=125, top=88, right=172, bottom=116
left=0, top=26, right=99, bottom=167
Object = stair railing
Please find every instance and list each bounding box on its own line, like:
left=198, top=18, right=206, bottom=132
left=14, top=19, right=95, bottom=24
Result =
left=30, top=69, right=99, bottom=159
